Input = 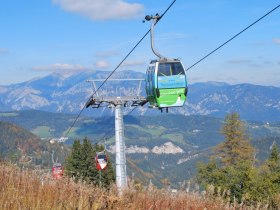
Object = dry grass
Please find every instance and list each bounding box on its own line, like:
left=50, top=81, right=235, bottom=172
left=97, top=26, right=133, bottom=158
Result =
left=0, top=162, right=264, bottom=210
left=0, top=162, right=106, bottom=209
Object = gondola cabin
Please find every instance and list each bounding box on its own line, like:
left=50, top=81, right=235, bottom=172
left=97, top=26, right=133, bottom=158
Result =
left=145, top=59, right=188, bottom=109
left=95, top=152, right=108, bottom=171
left=52, top=163, right=64, bottom=179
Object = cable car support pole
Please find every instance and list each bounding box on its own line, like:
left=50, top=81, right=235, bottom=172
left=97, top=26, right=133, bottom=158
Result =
left=86, top=79, right=147, bottom=193
left=115, top=104, right=127, bottom=190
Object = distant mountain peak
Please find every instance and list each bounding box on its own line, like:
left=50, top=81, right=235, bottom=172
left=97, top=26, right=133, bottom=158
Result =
left=0, top=70, right=280, bottom=121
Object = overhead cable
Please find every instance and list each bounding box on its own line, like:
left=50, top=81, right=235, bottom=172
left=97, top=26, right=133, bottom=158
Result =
left=64, top=0, right=177, bottom=137
left=125, top=2, right=280, bottom=117
left=186, top=3, right=280, bottom=71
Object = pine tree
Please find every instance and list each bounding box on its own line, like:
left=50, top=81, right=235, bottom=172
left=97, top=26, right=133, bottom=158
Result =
left=65, top=140, right=82, bottom=180
left=197, top=115, right=280, bottom=206
left=266, top=142, right=280, bottom=207
left=80, top=138, right=97, bottom=183
left=269, top=142, right=279, bottom=162
left=197, top=113, right=256, bottom=203
left=215, top=113, right=254, bottom=167
left=65, top=138, right=115, bottom=187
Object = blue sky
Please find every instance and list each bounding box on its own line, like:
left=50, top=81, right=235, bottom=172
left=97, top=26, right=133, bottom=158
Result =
left=0, top=0, right=279, bottom=86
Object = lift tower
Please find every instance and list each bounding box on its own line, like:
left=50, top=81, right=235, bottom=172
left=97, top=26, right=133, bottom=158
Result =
left=86, top=79, right=147, bottom=192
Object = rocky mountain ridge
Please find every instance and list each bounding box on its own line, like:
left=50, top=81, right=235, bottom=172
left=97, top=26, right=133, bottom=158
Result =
left=0, top=70, right=280, bottom=122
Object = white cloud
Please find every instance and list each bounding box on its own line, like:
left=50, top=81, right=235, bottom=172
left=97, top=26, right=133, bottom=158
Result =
left=122, top=60, right=145, bottom=67
left=227, top=59, right=251, bottom=64
left=32, top=63, right=90, bottom=75
left=52, top=0, right=144, bottom=20
left=0, top=48, right=9, bottom=54
left=95, top=50, right=120, bottom=58
left=95, top=60, right=110, bottom=69
left=273, top=38, right=280, bottom=45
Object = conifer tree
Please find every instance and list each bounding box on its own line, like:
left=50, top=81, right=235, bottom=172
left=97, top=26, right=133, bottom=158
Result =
left=266, top=142, right=280, bottom=207
left=269, top=142, right=279, bottom=162
left=215, top=113, right=254, bottom=166
left=65, top=138, right=115, bottom=187
left=266, top=142, right=280, bottom=173
left=79, top=138, right=97, bottom=183
left=197, top=115, right=280, bottom=206
left=65, top=140, right=82, bottom=180
left=198, top=113, right=255, bottom=203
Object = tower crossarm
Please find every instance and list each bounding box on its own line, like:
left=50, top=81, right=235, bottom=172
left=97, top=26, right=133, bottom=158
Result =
left=86, top=96, right=147, bottom=108
left=86, top=78, right=148, bottom=109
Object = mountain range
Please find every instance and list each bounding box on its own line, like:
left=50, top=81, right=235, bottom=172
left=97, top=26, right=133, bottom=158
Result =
left=0, top=70, right=280, bottom=122
left=1, top=70, right=280, bottom=187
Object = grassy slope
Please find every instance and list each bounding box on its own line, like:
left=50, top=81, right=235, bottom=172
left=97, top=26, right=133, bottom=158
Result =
left=0, top=162, right=235, bottom=210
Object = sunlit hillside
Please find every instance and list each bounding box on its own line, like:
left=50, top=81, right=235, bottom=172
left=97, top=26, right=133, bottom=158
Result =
left=0, top=121, right=69, bottom=168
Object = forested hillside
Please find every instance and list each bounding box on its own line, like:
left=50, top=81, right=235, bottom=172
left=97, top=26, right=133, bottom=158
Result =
left=1, top=110, right=280, bottom=187
left=0, top=121, right=69, bottom=168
